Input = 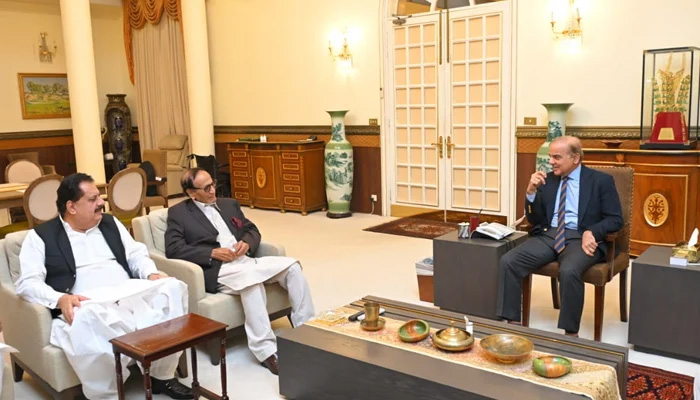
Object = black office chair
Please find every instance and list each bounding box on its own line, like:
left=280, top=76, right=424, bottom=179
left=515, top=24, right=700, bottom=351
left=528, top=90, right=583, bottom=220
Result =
left=186, top=154, right=231, bottom=198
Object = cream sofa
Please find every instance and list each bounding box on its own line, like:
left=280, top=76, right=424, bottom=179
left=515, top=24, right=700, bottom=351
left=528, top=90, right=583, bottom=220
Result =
left=132, top=209, right=292, bottom=364
left=0, top=230, right=187, bottom=399
left=0, top=231, right=83, bottom=399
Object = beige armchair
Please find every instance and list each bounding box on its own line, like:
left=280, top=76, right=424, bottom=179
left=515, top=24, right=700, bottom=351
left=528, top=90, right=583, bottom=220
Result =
left=0, top=230, right=187, bottom=399
left=132, top=208, right=292, bottom=365
left=157, top=135, right=189, bottom=197
left=0, top=231, right=83, bottom=399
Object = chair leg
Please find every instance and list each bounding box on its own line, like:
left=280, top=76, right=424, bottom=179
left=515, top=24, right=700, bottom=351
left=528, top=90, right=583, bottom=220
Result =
left=619, top=269, right=628, bottom=322
left=594, top=285, right=605, bottom=341
left=550, top=277, right=560, bottom=310
left=12, top=360, right=24, bottom=382
left=207, top=339, right=221, bottom=366
left=176, top=351, right=189, bottom=378
left=522, top=275, right=532, bottom=327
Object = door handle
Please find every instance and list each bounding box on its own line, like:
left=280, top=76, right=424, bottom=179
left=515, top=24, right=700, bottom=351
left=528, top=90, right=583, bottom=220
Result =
left=446, top=136, right=454, bottom=159
left=431, top=135, right=444, bottom=159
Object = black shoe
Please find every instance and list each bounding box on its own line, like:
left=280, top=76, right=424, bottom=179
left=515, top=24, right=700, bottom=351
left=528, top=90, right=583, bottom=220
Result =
left=260, top=353, right=279, bottom=375
left=151, top=377, right=193, bottom=399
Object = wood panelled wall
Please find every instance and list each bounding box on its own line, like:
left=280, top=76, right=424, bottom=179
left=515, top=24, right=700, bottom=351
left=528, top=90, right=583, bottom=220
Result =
left=214, top=125, right=382, bottom=215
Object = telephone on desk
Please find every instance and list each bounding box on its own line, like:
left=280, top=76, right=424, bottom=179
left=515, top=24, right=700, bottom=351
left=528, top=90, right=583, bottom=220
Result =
left=474, top=222, right=516, bottom=240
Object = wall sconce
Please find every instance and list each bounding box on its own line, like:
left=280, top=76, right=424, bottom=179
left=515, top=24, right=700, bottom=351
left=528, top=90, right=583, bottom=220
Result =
left=550, top=0, right=582, bottom=40
left=328, top=29, right=353, bottom=67
left=39, top=32, right=57, bottom=63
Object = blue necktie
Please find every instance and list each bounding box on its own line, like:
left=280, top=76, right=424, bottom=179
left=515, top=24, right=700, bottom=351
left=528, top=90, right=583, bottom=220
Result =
left=554, top=177, right=569, bottom=254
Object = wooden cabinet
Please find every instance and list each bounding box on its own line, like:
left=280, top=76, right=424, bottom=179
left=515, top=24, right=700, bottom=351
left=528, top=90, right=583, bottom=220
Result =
left=228, top=141, right=326, bottom=215
left=585, top=148, right=700, bottom=256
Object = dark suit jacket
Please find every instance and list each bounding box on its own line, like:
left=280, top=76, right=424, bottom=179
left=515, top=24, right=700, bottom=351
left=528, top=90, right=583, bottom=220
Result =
left=165, top=198, right=262, bottom=293
left=525, top=165, right=623, bottom=257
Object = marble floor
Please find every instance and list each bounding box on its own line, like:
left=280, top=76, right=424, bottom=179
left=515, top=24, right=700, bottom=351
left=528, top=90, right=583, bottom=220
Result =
left=3, top=205, right=699, bottom=399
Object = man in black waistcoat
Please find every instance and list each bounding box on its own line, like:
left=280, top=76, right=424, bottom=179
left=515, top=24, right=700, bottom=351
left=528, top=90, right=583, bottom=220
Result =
left=15, top=173, right=192, bottom=399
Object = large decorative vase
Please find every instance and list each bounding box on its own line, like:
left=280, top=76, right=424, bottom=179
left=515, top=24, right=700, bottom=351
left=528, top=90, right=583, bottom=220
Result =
left=324, top=110, right=353, bottom=218
left=536, top=103, right=573, bottom=172
left=104, top=94, right=133, bottom=173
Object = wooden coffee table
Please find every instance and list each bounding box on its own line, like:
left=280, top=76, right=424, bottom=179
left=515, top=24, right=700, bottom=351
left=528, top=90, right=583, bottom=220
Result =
left=110, top=313, right=228, bottom=400
left=279, top=296, right=629, bottom=400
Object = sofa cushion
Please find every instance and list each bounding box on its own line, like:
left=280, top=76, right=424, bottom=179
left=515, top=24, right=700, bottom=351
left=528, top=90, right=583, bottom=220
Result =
left=5, top=230, right=29, bottom=283
left=148, top=209, right=169, bottom=254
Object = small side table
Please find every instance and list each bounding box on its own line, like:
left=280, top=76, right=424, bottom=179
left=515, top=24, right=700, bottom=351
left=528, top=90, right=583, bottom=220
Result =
left=433, top=231, right=528, bottom=320
left=110, top=313, right=228, bottom=400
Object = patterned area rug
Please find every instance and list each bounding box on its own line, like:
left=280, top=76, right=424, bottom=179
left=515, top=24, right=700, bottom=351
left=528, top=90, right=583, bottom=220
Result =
left=364, top=210, right=507, bottom=240
left=628, top=363, right=695, bottom=399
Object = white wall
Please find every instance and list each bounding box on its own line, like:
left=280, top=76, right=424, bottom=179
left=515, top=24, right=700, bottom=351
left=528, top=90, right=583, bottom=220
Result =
left=516, top=0, right=700, bottom=126
left=207, top=0, right=382, bottom=126
left=0, top=0, right=136, bottom=133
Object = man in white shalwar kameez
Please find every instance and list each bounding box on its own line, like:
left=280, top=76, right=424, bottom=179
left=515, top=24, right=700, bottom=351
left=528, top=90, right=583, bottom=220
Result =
left=165, top=168, right=315, bottom=375
left=15, top=173, right=193, bottom=400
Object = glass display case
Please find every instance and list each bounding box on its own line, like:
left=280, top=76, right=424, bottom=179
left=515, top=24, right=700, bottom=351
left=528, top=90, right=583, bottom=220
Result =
left=640, top=46, right=700, bottom=149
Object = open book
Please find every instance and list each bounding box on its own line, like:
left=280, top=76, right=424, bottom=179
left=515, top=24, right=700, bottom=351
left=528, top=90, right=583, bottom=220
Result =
left=475, top=222, right=515, bottom=240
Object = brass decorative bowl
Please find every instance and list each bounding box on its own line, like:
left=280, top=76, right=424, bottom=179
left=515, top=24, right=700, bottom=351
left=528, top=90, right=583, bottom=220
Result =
left=480, top=334, right=533, bottom=364
left=360, top=317, right=386, bottom=332
left=532, top=355, right=572, bottom=378
left=431, top=321, right=474, bottom=352
left=398, top=319, right=430, bottom=343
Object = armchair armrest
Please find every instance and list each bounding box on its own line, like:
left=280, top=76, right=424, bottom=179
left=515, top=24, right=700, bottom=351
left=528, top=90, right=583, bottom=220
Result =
left=254, top=241, right=286, bottom=257
left=604, top=226, right=628, bottom=243
left=149, top=253, right=205, bottom=314
left=40, top=165, right=56, bottom=175
left=0, top=286, right=53, bottom=364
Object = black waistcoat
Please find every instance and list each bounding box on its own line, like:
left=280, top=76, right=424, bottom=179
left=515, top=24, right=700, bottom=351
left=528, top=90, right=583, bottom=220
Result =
left=34, top=214, right=132, bottom=315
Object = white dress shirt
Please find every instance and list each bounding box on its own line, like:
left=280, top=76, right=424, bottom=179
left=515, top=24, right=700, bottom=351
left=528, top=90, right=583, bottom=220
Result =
left=15, top=216, right=158, bottom=309
left=193, top=200, right=239, bottom=249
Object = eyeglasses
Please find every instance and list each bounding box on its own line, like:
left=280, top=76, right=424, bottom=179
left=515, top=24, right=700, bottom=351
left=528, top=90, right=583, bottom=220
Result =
left=194, top=180, right=217, bottom=192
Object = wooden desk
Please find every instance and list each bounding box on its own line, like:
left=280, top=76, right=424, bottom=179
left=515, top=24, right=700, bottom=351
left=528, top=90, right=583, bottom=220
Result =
left=628, top=246, right=700, bottom=361
left=110, top=313, right=228, bottom=400
left=228, top=141, right=326, bottom=215
left=279, top=296, right=628, bottom=400
left=433, top=231, right=528, bottom=320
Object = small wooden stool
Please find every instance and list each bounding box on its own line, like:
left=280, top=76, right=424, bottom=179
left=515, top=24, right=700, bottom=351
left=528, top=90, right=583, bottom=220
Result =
left=110, top=313, right=228, bottom=400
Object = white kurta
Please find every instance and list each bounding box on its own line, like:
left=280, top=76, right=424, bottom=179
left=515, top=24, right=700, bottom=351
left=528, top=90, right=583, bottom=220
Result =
left=195, top=201, right=315, bottom=362
left=195, top=201, right=297, bottom=291
left=15, top=217, right=188, bottom=400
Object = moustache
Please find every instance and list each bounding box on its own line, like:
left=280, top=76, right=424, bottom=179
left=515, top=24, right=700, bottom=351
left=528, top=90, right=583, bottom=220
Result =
left=95, top=205, right=105, bottom=213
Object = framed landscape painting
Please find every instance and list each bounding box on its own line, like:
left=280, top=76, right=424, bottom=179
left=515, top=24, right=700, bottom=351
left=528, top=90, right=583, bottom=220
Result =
left=18, top=73, right=71, bottom=119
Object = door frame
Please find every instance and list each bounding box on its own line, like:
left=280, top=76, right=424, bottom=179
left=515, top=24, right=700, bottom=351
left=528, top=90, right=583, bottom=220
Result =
left=379, top=0, right=518, bottom=221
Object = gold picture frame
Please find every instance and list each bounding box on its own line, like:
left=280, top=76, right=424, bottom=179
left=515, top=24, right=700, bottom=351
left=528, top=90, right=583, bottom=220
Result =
left=17, top=73, right=71, bottom=119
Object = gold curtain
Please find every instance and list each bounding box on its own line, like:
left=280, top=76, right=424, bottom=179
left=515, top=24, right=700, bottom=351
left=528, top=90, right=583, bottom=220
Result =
left=123, top=0, right=182, bottom=84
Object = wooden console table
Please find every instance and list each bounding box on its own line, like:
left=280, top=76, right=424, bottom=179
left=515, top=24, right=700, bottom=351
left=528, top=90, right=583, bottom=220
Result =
left=584, top=148, right=700, bottom=256
left=228, top=141, right=326, bottom=215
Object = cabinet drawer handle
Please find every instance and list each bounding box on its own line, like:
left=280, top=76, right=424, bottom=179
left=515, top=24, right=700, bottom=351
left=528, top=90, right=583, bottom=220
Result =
left=283, top=174, right=300, bottom=181
left=231, top=151, right=247, bottom=158
left=234, top=181, right=249, bottom=188
left=284, top=196, right=301, bottom=205
left=234, top=192, right=250, bottom=200
left=234, top=171, right=248, bottom=177
left=282, top=153, right=299, bottom=160
left=284, top=184, right=301, bottom=193
left=282, top=163, right=300, bottom=171
left=233, top=161, right=248, bottom=168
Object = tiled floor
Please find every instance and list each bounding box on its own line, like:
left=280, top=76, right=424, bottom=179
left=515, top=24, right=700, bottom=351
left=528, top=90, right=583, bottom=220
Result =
left=3, top=205, right=699, bottom=399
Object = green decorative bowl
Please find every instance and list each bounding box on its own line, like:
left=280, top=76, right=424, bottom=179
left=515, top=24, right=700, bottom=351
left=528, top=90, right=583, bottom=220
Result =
left=480, top=334, right=534, bottom=364
left=532, top=355, right=572, bottom=378
left=398, top=319, right=430, bottom=343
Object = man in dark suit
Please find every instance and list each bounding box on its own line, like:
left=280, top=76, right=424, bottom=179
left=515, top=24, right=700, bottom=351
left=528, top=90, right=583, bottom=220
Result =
left=165, top=168, right=314, bottom=375
left=497, top=136, right=623, bottom=336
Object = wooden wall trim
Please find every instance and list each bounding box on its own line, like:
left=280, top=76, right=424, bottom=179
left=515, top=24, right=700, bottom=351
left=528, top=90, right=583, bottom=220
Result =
left=516, top=126, right=638, bottom=139
left=214, top=125, right=380, bottom=136
left=215, top=133, right=380, bottom=148
left=0, top=129, right=73, bottom=140
left=0, top=136, right=74, bottom=150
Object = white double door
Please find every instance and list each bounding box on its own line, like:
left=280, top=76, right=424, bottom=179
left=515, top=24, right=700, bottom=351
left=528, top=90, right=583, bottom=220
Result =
left=385, top=1, right=513, bottom=216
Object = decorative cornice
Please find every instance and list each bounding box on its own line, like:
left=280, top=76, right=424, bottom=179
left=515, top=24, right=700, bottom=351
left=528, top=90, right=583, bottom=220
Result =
left=516, top=126, right=639, bottom=139
left=214, top=125, right=380, bottom=136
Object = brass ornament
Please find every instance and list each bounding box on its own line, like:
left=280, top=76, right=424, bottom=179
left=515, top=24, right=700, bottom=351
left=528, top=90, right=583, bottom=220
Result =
left=643, top=193, right=669, bottom=227
left=255, top=167, right=267, bottom=188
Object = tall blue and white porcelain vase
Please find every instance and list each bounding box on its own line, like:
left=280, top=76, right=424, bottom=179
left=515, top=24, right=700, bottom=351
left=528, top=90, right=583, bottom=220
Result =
left=536, top=103, right=573, bottom=172
left=324, top=110, right=353, bottom=218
